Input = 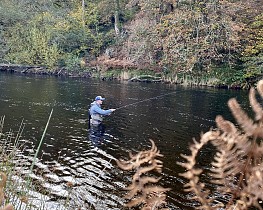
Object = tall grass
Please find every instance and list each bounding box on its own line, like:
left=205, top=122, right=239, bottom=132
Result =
left=0, top=110, right=67, bottom=210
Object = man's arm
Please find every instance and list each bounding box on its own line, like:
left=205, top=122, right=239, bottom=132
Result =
left=94, top=106, right=114, bottom=115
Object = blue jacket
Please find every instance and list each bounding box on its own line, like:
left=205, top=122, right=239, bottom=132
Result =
left=89, top=101, right=112, bottom=125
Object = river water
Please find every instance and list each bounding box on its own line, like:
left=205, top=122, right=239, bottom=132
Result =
left=0, top=72, right=251, bottom=209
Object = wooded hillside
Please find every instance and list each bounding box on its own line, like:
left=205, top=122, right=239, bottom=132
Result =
left=0, top=0, right=262, bottom=87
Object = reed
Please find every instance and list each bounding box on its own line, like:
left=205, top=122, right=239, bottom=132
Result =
left=0, top=116, right=4, bottom=135
left=27, top=108, right=53, bottom=186
left=0, top=109, right=57, bottom=210
left=0, top=117, right=24, bottom=210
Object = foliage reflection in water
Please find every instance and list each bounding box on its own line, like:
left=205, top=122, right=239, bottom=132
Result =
left=0, top=73, right=250, bottom=209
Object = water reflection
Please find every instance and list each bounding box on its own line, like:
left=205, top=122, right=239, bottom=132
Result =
left=0, top=73, right=251, bottom=209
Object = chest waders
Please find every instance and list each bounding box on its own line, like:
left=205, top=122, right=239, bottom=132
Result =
left=90, top=113, right=103, bottom=126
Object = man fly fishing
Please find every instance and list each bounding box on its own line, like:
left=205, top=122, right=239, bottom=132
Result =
left=89, top=91, right=177, bottom=126
left=89, top=95, right=116, bottom=127
left=88, top=95, right=116, bottom=146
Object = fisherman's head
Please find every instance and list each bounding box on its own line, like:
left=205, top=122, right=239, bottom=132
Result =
left=95, top=96, right=105, bottom=104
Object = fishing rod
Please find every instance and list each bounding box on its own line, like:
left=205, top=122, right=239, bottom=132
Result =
left=115, top=91, right=177, bottom=110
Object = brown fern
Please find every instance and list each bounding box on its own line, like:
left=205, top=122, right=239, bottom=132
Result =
left=117, top=139, right=170, bottom=210
left=178, top=80, right=263, bottom=210
left=0, top=172, right=14, bottom=210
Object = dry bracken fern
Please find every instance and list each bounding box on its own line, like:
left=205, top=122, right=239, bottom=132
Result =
left=0, top=172, right=14, bottom=210
left=177, top=80, right=263, bottom=210
left=117, top=139, right=170, bottom=210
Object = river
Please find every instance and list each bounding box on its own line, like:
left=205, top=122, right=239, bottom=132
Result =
left=0, top=72, right=250, bottom=209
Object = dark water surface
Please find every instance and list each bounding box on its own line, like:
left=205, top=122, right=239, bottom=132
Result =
left=0, top=72, right=250, bottom=209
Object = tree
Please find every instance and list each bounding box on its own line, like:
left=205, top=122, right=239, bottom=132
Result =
left=4, top=13, right=61, bottom=69
left=241, top=13, right=263, bottom=82
left=114, top=0, right=121, bottom=37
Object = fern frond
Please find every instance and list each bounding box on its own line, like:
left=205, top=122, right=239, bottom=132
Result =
left=249, top=87, right=263, bottom=122
left=216, top=115, right=237, bottom=134
left=118, top=140, right=169, bottom=209
left=228, top=98, right=258, bottom=137
left=125, top=196, right=144, bottom=207
left=178, top=80, right=263, bottom=209
left=256, top=80, right=263, bottom=98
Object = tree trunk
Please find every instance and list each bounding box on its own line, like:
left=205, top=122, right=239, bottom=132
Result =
left=114, top=0, right=121, bottom=37
left=82, top=0, right=85, bottom=29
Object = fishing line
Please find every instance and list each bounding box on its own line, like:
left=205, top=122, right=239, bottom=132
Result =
left=115, top=91, right=177, bottom=110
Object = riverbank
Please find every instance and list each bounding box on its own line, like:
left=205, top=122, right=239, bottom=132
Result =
left=0, top=64, right=92, bottom=78
left=0, top=63, right=163, bottom=83
left=0, top=63, right=251, bottom=89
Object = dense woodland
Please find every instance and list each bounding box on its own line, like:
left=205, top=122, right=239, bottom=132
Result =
left=0, top=0, right=262, bottom=87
